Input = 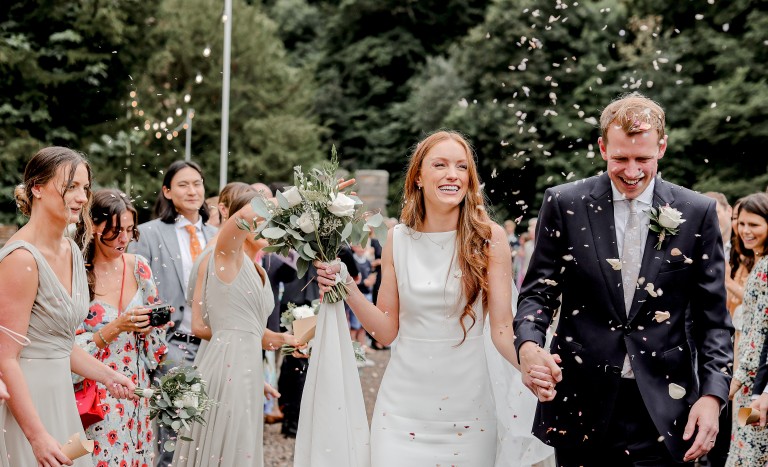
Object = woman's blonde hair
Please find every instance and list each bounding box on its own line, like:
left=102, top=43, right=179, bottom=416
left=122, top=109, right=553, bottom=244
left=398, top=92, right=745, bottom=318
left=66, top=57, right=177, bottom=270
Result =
left=400, top=130, right=493, bottom=345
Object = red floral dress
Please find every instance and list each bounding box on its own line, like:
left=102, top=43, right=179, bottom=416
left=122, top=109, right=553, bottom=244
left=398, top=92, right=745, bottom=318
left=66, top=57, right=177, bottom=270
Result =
left=728, top=255, right=768, bottom=467
left=74, top=254, right=167, bottom=466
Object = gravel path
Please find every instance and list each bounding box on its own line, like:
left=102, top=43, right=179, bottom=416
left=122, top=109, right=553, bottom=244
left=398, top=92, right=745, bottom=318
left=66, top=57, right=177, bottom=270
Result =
left=263, top=348, right=390, bottom=466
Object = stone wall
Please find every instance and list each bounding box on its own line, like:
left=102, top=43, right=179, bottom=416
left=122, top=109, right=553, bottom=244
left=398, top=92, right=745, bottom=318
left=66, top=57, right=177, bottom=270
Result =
left=354, top=169, right=389, bottom=215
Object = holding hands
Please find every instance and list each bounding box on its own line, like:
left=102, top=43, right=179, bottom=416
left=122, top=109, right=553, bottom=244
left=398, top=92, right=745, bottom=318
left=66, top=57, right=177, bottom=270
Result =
left=518, top=342, right=563, bottom=402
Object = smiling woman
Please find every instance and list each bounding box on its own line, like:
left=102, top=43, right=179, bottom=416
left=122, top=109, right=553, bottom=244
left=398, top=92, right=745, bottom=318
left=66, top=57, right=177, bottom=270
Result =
left=0, top=147, right=135, bottom=467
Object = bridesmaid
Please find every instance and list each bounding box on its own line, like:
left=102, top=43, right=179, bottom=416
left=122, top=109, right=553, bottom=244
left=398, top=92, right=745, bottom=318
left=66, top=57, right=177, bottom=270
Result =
left=172, top=188, right=297, bottom=466
left=0, top=147, right=135, bottom=467
left=74, top=189, right=169, bottom=466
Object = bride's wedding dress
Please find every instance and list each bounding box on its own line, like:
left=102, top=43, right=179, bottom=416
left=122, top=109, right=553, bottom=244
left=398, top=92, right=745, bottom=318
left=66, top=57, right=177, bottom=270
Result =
left=368, top=225, right=553, bottom=466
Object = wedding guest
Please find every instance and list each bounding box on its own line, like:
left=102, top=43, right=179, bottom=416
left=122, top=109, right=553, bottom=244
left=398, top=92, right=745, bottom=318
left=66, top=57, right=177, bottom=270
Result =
left=315, top=130, right=556, bottom=465
left=74, top=189, right=169, bottom=465
left=127, top=160, right=216, bottom=466
left=173, top=190, right=299, bottom=466
left=516, top=93, right=733, bottom=465
left=727, top=192, right=768, bottom=466
left=205, top=196, right=220, bottom=228
left=0, top=147, right=134, bottom=466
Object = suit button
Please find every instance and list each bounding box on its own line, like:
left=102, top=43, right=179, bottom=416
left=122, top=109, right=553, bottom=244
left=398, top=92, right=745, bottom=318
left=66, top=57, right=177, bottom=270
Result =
left=179, top=306, right=185, bottom=311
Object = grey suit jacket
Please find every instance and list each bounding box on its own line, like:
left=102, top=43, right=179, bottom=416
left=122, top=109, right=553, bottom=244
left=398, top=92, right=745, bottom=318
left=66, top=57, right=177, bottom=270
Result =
left=128, top=218, right=217, bottom=330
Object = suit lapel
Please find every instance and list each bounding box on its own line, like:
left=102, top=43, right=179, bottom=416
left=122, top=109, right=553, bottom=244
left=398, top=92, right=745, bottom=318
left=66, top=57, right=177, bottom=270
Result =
left=587, top=174, right=628, bottom=324
left=627, top=177, right=675, bottom=323
left=159, top=221, right=186, bottom=292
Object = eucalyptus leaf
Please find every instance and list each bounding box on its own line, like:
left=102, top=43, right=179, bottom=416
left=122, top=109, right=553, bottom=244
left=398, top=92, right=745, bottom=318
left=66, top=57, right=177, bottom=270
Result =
left=285, top=227, right=305, bottom=241
left=250, top=197, right=272, bottom=219
left=366, top=212, right=384, bottom=227
left=164, top=440, right=176, bottom=452
left=276, top=190, right=290, bottom=209
left=262, top=244, right=286, bottom=253
left=303, top=242, right=316, bottom=258
left=341, top=222, right=353, bottom=241
left=373, top=223, right=389, bottom=245
left=262, top=227, right=287, bottom=239
left=297, top=257, right=309, bottom=279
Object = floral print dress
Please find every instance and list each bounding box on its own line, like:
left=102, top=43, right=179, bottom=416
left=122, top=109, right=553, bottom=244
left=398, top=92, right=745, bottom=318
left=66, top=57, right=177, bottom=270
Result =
left=74, top=254, right=167, bottom=467
left=728, top=255, right=768, bottom=467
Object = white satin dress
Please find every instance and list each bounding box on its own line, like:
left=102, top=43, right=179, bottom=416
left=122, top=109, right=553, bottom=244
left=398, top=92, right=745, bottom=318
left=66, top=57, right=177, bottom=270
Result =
left=370, top=225, right=553, bottom=467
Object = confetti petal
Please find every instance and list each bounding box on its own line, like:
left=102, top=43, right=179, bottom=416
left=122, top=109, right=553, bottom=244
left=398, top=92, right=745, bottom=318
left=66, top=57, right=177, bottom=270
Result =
left=606, top=258, right=622, bottom=270
left=668, top=383, right=686, bottom=399
left=654, top=311, right=671, bottom=323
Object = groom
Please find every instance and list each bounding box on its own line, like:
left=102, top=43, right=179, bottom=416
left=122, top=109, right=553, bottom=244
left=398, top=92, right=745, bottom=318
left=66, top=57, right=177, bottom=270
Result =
left=515, top=93, right=733, bottom=466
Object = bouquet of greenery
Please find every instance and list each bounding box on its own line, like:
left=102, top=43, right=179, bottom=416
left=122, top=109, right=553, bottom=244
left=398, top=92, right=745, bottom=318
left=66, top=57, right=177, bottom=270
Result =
left=237, top=147, right=387, bottom=303
left=134, top=366, right=214, bottom=452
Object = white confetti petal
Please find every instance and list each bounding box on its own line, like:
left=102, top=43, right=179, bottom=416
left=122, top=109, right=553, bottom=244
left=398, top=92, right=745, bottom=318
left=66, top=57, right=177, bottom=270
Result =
left=668, top=383, right=686, bottom=399
left=654, top=311, right=671, bottom=323
left=606, top=258, right=622, bottom=270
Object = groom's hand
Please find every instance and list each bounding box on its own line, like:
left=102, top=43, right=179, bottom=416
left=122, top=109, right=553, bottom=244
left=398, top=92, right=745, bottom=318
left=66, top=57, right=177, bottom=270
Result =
left=683, top=395, right=720, bottom=462
left=519, top=341, right=562, bottom=402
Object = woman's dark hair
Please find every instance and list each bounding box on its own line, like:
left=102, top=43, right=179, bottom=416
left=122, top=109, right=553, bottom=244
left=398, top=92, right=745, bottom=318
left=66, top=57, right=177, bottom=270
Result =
left=729, top=198, right=752, bottom=278
left=153, top=160, right=209, bottom=224
left=14, top=146, right=93, bottom=249
left=736, top=192, right=768, bottom=259
left=84, top=189, right=140, bottom=300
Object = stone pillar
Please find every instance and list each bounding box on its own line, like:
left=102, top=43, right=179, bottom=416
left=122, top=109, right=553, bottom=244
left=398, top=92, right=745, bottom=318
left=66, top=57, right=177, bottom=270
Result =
left=353, top=170, right=389, bottom=215
left=0, top=224, right=18, bottom=248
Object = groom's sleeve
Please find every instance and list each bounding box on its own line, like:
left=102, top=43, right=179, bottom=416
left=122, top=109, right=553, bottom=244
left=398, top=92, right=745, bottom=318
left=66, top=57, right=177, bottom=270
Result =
left=690, top=199, right=734, bottom=404
left=515, top=187, right=566, bottom=357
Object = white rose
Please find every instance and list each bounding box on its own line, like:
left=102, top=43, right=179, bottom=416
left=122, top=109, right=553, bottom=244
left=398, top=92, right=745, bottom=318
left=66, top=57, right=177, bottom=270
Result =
left=190, top=383, right=202, bottom=393
left=296, top=210, right=318, bottom=233
left=327, top=193, right=356, bottom=217
left=181, top=393, right=199, bottom=408
left=281, top=186, right=303, bottom=208
left=137, top=388, right=154, bottom=399
left=292, top=305, right=315, bottom=320
left=657, top=206, right=684, bottom=229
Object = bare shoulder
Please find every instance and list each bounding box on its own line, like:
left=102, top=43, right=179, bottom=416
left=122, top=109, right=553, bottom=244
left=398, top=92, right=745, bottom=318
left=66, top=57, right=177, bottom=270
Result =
left=0, top=247, right=38, bottom=298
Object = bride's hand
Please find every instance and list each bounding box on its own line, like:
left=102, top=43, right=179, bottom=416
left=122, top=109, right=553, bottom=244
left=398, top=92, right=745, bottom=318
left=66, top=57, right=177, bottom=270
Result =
left=264, top=382, right=281, bottom=400
left=313, top=260, right=352, bottom=298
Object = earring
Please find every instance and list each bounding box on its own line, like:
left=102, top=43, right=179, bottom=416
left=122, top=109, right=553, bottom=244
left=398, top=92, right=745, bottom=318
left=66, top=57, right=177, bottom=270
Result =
left=417, top=184, right=422, bottom=190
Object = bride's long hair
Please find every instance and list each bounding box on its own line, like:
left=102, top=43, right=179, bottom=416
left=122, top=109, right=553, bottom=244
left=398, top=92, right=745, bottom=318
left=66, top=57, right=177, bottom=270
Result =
left=400, top=130, right=493, bottom=345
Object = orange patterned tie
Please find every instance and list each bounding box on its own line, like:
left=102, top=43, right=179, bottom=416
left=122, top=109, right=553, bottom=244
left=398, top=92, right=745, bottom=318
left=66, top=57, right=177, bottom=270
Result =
left=185, top=225, right=202, bottom=261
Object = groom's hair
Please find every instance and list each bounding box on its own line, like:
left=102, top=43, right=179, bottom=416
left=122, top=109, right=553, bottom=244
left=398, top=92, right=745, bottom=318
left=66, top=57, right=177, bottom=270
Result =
left=600, top=92, right=666, bottom=144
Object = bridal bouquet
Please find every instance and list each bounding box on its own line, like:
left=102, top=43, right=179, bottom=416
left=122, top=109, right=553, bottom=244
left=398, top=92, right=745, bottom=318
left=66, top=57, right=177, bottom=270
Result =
left=237, top=146, right=387, bottom=303
left=134, top=365, right=213, bottom=451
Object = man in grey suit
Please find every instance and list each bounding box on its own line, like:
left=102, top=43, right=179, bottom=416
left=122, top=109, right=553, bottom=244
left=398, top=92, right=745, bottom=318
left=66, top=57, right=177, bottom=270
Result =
left=128, top=160, right=216, bottom=466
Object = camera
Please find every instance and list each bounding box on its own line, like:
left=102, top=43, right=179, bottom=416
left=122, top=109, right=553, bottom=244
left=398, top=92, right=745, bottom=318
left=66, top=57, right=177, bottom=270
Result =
left=147, top=304, right=171, bottom=327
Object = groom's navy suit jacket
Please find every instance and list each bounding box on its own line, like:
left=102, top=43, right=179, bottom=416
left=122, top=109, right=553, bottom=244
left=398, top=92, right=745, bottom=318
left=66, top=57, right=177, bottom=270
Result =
left=515, top=173, right=733, bottom=461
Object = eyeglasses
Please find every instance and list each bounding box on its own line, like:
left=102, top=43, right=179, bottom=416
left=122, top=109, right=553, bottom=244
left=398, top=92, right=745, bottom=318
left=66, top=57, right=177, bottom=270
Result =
left=101, top=227, right=137, bottom=240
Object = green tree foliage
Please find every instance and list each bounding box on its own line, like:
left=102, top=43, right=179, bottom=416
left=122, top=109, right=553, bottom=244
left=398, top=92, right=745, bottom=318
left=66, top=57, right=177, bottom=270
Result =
left=109, top=0, right=325, bottom=217
left=0, top=0, right=154, bottom=222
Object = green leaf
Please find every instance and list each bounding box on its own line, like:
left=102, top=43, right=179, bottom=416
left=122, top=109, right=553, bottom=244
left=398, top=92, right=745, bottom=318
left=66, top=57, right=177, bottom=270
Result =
left=163, top=440, right=176, bottom=453
left=341, top=222, right=353, bottom=241
left=296, top=257, right=309, bottom=279
left=366, top=212, right=384, bottom=227
left=261, top=227, right=287, bottom=239
left=275, top=191, right=290, bottom=209
left=251, top=197, right=272, bottom=219
left=373, top=223, right=388, bottom=245
left=262, top=244, right=286, bottom=253
left=285, top=228, right=305, bottom=241
left=303, top=242, right=316, bottom=258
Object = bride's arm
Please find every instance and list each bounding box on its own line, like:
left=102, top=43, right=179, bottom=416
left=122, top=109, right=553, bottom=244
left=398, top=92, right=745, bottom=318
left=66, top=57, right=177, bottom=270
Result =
left=486, top=223, right=520, bottom=368
left=487, top=224, right=558, bottom=401
left=317, top=228, right=400, bottom=346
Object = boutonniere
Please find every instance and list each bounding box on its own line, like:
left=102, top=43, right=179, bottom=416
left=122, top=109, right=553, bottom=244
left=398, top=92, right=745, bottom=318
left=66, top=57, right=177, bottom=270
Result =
left=647, top=204, right=685, bottom=250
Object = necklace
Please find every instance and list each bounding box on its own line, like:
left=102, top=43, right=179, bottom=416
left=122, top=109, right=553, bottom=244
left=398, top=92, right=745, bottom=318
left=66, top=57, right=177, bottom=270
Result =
left=420, top=232, right=453, bottom=250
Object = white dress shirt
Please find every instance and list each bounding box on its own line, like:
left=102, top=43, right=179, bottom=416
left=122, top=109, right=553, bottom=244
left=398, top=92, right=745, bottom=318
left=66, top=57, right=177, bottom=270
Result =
left=174, top=216, right=207, bottom=334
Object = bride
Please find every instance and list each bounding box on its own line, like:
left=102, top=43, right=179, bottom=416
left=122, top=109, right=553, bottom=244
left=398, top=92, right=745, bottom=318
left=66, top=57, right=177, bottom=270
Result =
left=315, top=130, right=556, bottom=466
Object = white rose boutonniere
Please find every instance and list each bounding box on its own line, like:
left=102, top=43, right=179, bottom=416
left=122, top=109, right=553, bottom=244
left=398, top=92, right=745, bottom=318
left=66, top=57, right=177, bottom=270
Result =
left=647, top=204, right=685, bottom=250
